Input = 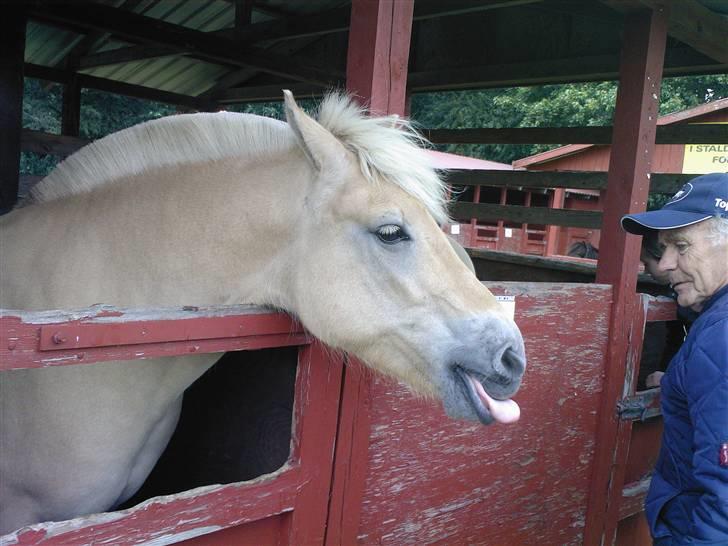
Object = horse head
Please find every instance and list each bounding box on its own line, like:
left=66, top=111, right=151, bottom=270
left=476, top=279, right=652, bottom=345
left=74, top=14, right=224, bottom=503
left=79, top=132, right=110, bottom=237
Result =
left=281, top=92, right=526, bottom=425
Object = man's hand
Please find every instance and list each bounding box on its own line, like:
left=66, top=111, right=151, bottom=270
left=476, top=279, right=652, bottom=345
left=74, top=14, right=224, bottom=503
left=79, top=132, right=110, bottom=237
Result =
left=646, top=371, right=664, bottom=388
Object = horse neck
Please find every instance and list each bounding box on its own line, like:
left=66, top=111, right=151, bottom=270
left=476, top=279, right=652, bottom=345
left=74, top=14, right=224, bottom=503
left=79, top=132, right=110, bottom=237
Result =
left=143, top=154, right=310, bottom=308
left=15, top=152, right=309, bottom=311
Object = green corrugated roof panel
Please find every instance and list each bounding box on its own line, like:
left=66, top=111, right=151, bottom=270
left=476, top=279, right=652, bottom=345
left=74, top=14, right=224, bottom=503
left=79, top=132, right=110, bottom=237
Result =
left=25, top=22, right=83, bottom=68
left=81, top=56, right=228, bottom=96
left=139, top=0, right=234, bottom=32
left=23, top=0, right=345, bottom=98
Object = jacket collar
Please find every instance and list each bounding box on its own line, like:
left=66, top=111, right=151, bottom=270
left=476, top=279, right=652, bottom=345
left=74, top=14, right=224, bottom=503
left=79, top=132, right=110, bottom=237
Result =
left=700, top=283, right=728, bottom=315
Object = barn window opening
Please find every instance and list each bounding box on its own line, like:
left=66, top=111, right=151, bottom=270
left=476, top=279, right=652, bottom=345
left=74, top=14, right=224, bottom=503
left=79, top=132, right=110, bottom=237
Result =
left=120, top=346, right=298, bottom=507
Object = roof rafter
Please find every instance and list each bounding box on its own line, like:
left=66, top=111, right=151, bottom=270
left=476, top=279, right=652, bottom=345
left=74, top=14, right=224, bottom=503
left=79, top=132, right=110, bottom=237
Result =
left=71, top=0, right=540, bottom=71
left=408, top=46, right=727, bottom=91
left=25, top=1, right=342, bottom=87
left=601, top=0, right=728, bottom=63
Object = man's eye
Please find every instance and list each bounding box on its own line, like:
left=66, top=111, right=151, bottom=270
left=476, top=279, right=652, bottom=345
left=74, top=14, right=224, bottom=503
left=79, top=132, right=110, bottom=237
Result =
left=375, top=224, right=409, bottom=244
left=676, top=243, right=689, bottom=253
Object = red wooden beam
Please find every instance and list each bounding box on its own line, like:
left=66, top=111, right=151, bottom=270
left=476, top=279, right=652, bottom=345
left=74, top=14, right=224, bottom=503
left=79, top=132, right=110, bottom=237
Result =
left=344, top=0, right=414, bottom=116
left=585, top=6, right=668, bottom=546
left=1, top=305, right=309, bottom=370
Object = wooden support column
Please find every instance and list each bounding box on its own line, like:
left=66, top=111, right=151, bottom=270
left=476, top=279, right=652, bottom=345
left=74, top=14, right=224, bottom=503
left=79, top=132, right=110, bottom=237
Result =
left=0, top=8, right=26, bottom=213
left=584, top=6, right=668, bottom=546
left=545, top=188, right=565, bottom=256
left=325, top=2, right=414, bottom=545
left=234, top=0, right=253, bottom=29
left=344, top=0, right=413, bottom=116
left=62, top=74, right=81, bottom=137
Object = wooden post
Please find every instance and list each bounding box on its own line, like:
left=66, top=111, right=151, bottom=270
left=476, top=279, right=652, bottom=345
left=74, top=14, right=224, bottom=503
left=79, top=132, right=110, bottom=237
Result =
left=326, top=2, right=414, bottom=544
left=344, top=0, right=413, bottom=116
left=545, top=188, right=565, bottom=255
left=0, top=8, right=26, bottom=213
left=62, top=74, right=81, bottom=138
left=234, top=0, right=253, bottom=29
left=584, top=6, right=668, bottom=546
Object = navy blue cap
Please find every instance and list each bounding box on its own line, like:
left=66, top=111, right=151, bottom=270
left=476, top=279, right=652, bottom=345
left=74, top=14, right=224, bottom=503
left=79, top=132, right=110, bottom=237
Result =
left=621, top=172, right=728, bottom=234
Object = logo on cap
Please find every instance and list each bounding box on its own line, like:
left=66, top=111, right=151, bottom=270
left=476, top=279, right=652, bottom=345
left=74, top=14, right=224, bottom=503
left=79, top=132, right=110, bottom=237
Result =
left=667, top=182, right=693, bottom=205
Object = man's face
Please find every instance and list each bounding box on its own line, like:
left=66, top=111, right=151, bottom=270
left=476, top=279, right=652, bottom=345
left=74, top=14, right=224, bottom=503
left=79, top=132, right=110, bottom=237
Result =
left=657, top=220, right=728, bottom=311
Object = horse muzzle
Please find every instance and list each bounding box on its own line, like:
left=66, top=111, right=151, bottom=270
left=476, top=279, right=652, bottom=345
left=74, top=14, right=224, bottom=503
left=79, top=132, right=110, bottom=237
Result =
left=441, top=316, right=526, bottom=425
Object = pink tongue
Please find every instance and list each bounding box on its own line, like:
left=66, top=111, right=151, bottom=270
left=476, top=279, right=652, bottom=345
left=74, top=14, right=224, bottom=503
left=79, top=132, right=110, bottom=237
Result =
left=468, top=374, right=520, bottom=424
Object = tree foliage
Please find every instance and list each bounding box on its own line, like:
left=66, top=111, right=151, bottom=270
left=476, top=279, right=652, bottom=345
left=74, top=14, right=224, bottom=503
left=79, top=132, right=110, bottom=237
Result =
left=410, top=74, right=728, bottom=164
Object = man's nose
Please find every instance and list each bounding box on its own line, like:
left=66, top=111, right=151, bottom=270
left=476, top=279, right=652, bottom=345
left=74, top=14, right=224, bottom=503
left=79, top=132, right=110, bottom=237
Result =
left=658, top=247, right=677, bottom=271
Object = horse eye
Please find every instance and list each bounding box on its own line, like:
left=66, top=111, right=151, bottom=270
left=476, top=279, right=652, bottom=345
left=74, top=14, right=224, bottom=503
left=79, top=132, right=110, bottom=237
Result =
left=375, top=224, right=409, bottom=244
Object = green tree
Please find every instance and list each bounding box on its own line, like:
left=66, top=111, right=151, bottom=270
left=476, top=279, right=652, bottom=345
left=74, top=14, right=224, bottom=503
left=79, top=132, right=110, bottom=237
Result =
left=410, top=75, right=728, bottom=164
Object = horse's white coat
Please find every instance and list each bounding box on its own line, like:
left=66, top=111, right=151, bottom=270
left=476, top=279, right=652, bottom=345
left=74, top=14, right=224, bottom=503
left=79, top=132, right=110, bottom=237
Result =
left=0, top=92, right=525, bottom=534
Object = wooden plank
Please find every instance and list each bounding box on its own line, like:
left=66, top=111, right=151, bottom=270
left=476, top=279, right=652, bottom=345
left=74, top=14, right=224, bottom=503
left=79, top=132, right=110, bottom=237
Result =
left=6, top=467, right=302, bottom=545
left=21, top=128, right=89, bottom=158
left=408, top=47, right=725, bottom=92
left=451, top=202, right=603, bottom=229
left=178, top=515, right=291, bottom=546
left=0, top=7, right=25, bottom=213
left=352, top=282, right=612, bottom=544
left=443, top=170, right=693, bottom=193
left=585, top=7, right=668, bottom=546
left=0, top=304, right=309, bottom=371
left=213, top=82, right=326, bottom=103
left=288, top=342, right=345, bottom=545
left=424, top=124, right=727, bottom=144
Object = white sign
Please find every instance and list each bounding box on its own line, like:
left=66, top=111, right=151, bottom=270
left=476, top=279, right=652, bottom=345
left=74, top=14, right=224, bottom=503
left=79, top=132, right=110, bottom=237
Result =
left=504, top=228, right=513, bottom=238
left=496, top=295, right=516, bottom=320
left=682, top=123, right=727, bottom=173
left=450, top=224, right=461, bottom=235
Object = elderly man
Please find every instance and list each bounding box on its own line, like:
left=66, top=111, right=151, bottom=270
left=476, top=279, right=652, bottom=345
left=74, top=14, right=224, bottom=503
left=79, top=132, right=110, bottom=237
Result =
left=622, top=172, right=728, bottom=545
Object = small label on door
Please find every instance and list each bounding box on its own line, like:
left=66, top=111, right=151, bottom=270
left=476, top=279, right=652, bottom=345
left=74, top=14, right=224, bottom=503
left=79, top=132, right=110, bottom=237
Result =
left=496, top=295, right=516, bottom=321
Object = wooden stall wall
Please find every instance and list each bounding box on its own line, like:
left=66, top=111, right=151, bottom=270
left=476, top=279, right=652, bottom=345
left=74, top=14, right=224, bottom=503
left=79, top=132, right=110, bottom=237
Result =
left=330, top=282, right=613, bottom=545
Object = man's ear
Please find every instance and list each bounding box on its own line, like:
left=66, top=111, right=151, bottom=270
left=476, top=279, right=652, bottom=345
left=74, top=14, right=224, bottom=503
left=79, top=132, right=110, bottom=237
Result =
left=283, top=90, right=348, bottom=175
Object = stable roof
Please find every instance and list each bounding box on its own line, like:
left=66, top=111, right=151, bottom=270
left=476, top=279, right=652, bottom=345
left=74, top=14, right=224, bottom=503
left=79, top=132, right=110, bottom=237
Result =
left=19, top=0, right=728, bottom=107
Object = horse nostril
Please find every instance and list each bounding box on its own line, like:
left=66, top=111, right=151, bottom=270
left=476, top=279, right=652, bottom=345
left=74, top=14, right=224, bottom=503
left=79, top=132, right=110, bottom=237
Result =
left=501, top=347, right=525, bottom=378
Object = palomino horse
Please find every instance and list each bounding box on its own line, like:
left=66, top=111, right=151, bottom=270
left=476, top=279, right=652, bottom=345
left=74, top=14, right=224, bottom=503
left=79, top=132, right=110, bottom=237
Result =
left=0, top=91, right=526, bottom=533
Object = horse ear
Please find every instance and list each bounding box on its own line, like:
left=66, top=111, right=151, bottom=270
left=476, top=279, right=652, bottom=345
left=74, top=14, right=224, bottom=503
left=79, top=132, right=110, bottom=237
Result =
left=283, top=90, right=347, bottom=174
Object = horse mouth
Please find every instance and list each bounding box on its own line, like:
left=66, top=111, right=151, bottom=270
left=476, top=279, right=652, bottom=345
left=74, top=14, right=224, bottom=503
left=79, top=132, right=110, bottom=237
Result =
left=454, top=366, right=521, bottom=426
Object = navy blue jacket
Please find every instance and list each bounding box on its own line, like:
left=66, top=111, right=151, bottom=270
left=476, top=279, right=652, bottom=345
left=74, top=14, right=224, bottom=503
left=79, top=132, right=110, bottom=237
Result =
left=646, top=284, right=728, bottom=544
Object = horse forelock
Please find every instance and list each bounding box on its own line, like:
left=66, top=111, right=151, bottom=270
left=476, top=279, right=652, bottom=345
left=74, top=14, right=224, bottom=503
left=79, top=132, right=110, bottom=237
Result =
left=316, top=93, right=450, bottom=224
left=30, top=112, right=295, bottom=204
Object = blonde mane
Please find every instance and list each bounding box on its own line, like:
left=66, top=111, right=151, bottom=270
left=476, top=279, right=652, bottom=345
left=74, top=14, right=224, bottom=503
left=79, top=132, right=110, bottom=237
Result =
left=31, top=93, right=448, bottom=223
